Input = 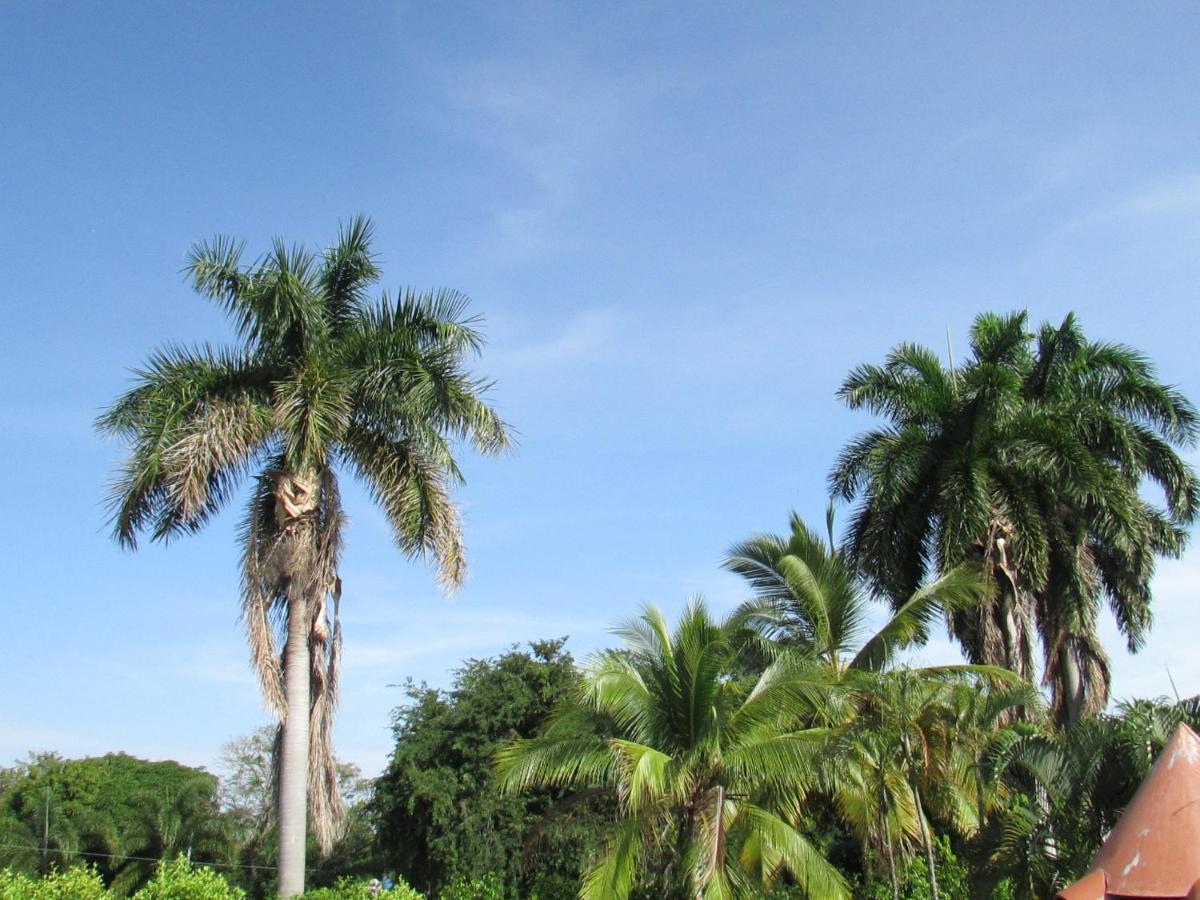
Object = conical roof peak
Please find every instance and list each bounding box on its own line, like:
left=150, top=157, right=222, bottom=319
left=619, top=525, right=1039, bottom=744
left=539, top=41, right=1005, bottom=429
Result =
left=1060, top=722, right=1200, bottom=899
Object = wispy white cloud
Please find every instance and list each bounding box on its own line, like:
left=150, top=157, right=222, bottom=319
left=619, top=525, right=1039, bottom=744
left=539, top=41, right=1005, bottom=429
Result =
left=450, top=63, right=637, bottom=203
left=1110, top=173, right=1200, bottom=218
left=1001, top=129, right=1115, bottom=213
left=490, top=307, right=622, bottom=371
left=1047, top=171, right=1200, bottom=241
left=445, top=60, right=668, bottom=260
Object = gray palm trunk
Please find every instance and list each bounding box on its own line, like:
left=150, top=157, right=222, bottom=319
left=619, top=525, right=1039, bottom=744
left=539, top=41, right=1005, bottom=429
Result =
left=912, top=782, right=938, bottom=900
left=901, top=734, right=938, bottom=900
left=957, top=532, right=1035, bottom=693
left=1057, top=640, right=1086, bottom=728
left=879, top=774, right=899, bottom=900
left=272, top=471, right=324, bottom=898
left=278, top=591, right=310, bottom=897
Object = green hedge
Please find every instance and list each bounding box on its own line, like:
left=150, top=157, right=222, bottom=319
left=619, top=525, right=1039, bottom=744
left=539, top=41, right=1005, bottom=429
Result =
left=0, top=859, right=425, bottom=900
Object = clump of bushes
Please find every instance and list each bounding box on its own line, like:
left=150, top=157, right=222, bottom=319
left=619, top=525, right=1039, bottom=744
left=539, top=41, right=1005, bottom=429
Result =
left=437, top=873, right=504, bottom=900
left=303, top=875, right=424, bottom=899
left=0, top=858, right=246, bottom=900
left=0, top=864, right=110, bottom=899
left=0, top=858, right=427, bottom=900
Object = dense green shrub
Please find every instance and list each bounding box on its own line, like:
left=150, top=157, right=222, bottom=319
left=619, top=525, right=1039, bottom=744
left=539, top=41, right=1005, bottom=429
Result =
left=130, top=857, right=245, bottom=899
left=437, top=873, right=504, bottom=900
left=0, top=864, right=110, bottom=899
left=302, top=875, right=424, bottom=899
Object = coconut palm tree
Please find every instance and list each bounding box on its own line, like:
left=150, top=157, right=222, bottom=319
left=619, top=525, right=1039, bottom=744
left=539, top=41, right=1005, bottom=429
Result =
left=831, top=311, right=1197, bottom=725
left=97, top=217, right=510, bottom=896
left=496, top=601, right=851, bottom=900
left=723, top=512, right=988, bottom=677
left=724, top=513, right=1023, bottom=899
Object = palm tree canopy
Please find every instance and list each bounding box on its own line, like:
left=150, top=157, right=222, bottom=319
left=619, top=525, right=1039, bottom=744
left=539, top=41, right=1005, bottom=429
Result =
left=97, top=216, right=509, bottom=576
left=496, top=600, right=851, bottom=900
left=724, top=513, right=988, bottom=675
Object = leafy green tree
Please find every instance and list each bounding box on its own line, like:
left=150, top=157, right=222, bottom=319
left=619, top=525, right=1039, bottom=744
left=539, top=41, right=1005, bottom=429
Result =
left=831, top=311, right=1197, bottom=724
left=97, top=218, right=510, bottom=895
left=372, top=640, right=602, bottom=898
left=496, top=603, right=850, bottom=900
left=0, top=754, right=231, bottom=895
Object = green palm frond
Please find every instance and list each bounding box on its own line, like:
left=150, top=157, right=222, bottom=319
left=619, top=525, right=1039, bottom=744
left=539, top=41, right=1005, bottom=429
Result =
left=832, top=309, right=1198, bottom=723
left=737, top=803, right=850, bottom=898
left=851, top=564, right=987, bottom=672
left=579, top=818, right=645, bottom=900
left=320, top=214, right=380, bottom=334
left=493, top=734, right=617, bottom=796
left=98, top=345, right=275, bottom=547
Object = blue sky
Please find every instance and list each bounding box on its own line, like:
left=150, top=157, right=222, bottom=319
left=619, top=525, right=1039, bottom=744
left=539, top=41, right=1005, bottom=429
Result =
left=3, top=2, right=1200, bottom=777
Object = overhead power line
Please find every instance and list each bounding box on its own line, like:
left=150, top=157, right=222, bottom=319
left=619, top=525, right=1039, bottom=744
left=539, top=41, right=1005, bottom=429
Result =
left=0, top=841, right=286, bottom=872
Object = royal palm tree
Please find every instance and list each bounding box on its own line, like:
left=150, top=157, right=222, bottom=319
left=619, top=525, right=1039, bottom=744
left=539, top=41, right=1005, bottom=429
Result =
left=1021, top=314, right=1196, bottom=723
left=496, top=601, right=851, bottom=900
left=831, top=311, right=1197, bottom=725
left=97, top=217, right=510, bottom=896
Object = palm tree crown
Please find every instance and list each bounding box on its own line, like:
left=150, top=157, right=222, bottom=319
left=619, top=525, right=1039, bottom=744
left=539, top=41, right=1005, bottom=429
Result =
left=724, top=513, right=1029, bottom=899
left=724, top=512, right=987, bottom=676
left=496, top=601, right=851, bottom=900
left=97, top=217, right=510, bottom=894
left=830, top=311, right=1197, bottom=723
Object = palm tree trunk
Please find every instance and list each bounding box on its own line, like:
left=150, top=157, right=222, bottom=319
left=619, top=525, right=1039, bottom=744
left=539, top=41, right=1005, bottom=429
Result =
left=1059, top=639, right=1085, bottom=728
left=875, top=767, right=899, bottom=900
left=883, top=815, right=899, bottom=900
left=912, top=782, right=938, bottom=900
left=902, top=733, right=938, bottom=900
left=277, top=590, right=310, bottom=898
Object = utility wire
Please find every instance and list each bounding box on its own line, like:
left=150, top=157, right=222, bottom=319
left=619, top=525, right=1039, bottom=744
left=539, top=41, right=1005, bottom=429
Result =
left=0, top=841, right=290, bottom=873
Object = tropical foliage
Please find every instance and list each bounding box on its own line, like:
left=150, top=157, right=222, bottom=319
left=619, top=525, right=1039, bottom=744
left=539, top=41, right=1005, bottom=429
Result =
left=0, top=858, right=426, bottom=900
left=73, top=302, right=1198, bottom=898
left=496, top=602, right=853, bottom=900
left=0, top=754, right=230, bottom=895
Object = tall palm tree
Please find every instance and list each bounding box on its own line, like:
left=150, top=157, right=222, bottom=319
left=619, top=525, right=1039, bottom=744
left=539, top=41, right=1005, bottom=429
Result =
left=97, top=217, right=510, bottom=896
left=831, top=311, right=1197, bottom=725
left=1021, top=314, right=1196, bottom=723
left=496, top=601, right=851, bottom=900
